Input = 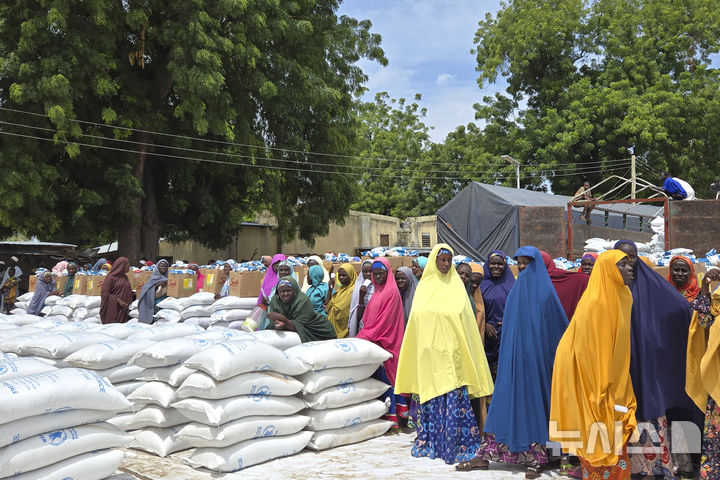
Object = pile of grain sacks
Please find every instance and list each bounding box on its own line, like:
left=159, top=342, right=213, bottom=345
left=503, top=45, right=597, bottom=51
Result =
left=289, top=339, right=394, bottom=450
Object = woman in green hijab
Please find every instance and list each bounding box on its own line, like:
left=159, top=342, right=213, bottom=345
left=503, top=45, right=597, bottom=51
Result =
left=63, top=262, right=78, bottom=297
left=267, top=276, right=337, bottom=343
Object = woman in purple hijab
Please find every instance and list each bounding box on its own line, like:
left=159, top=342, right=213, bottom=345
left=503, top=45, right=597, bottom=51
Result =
left=479, top=250, right=516, bottom=380
left=257, top=254, right=286, bottom=305
left=614, top=239, right=698, bottom=479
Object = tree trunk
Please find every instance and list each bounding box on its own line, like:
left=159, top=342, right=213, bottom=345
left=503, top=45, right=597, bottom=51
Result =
left=118, top=131, right=161, bottom=265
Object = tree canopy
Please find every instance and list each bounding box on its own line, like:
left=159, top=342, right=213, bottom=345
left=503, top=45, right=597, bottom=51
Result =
left=472, top=0, right=720, bottom=196
left=0, top=0, right=385, bottom=262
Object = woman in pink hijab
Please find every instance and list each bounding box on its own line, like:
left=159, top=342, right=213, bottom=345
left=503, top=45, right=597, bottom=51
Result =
left=357, top=256, right=407, bottom=427
left=258, top=254, right=286, bottom=305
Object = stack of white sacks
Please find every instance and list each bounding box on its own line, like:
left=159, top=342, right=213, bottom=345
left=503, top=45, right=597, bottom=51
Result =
left=0, top=359, right=132, bottom=478
left=288, top=338, right=394, bottom=451
left=172, top=333, right=313, bottom=472
left=106, top=323, right=209, bottom=457
left=128, top=292, right=255, bottom=329
left=9, top=292, right=103, bottom=323
left=0, top=311, right=399, bottom=471
left=207, top=296, right=256, bottom=329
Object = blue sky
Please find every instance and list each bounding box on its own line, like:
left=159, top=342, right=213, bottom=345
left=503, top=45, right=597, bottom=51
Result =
left=338, top=0, right=505, bottom=142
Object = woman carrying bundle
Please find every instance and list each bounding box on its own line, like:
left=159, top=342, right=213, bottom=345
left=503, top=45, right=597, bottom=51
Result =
left=396, top=244, right=493, bottom=465
left=356, top=258, right=406, bottom=427
left=266, top=276, right=336, bottom=343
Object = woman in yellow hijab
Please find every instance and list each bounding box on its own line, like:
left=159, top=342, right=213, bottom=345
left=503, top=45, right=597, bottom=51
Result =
left=324, top=263, right=358, bottom=338
left=685, top=267, right=720, bottom=478
left=549, top=250, right=636, bottom=479
left=395, top=244, right=493, bottom=464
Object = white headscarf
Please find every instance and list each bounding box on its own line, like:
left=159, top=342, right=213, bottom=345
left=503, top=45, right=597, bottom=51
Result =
left=348, top=259, right=374, bottom=337
left=301, top=255, right=329, bottom=293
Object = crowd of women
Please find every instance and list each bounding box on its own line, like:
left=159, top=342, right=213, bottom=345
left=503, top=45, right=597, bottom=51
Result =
left=10, top=243, right=720, bottom=480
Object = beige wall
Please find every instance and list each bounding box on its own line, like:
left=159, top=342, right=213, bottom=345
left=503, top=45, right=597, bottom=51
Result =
left=280, top=210, right=403, bottom=256
left=158, top=211, right=438, bottom=262
left=158, top=224, right=277, bottom=263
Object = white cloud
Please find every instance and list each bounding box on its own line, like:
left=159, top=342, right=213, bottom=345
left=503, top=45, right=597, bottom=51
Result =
left=339, top=0, right=507, bottom=142
left=436, top=73, right=455, bottom=86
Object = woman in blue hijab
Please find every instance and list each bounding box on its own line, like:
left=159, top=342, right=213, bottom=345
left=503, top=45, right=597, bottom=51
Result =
left=479, top=250, right=516, bottom=380
left=457, top=246, right=568, bottom=477
left=614, top=239, right=697, bottom=479
left=137, top=259, right=169, bottom=324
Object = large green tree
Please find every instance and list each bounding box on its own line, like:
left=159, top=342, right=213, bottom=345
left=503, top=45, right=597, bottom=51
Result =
left=473, top=0, right=720, bottom=196
left=0, top=0, right=385, bottom=262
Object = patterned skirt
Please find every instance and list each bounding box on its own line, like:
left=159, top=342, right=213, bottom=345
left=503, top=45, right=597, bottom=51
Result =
left=628, top=415, right=674, bottom=480
left=475, top=432, right=548, bottom=469
left=701, top=397, right=720, bottom=479
left=373, top=366, right=407, bottom=427
left=580, top=451, right=630, bottom=480
left=411, top=387, right=483, bottom=464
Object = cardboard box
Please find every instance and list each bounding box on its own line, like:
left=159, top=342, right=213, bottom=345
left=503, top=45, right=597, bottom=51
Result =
left=167, top=273, right=197, bottom=298
left=349, top=262, right=362, bottom=274
left=125, top=272, right=136, bottom=291
left=29, top=275, right=37, bottom=292
left=86, top=276, right=106, bottom=297
left=229, top=271, right=264, bottom=298
left=387, top=257, right=404, bottom=272
left=72, top=275, right=88, bottom=295
left=200, top=268, right=226, bottom=295
left=53, top=275, right=69, bottom=295
left=135, top=271, right=153, bottom=293
left=509, top=265, right=519, bottom=278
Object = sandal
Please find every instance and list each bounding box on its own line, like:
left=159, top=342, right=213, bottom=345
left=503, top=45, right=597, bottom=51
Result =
left=455, top=458, right=489, bottom=471
left=526, top=467, right=541, bottom=479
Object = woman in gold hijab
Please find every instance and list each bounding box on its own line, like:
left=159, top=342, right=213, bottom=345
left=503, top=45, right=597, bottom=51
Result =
left=396, top=244, right=493, bottom=465
left=549, top=250, right=636, bottom=479
left=685, top=267, right=720, bottom=478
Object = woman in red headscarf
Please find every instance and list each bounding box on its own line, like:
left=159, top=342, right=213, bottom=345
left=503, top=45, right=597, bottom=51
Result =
left=540, top=251, right=589, bottom=321
left=667, top=255, right=701, bottom=302
left=100, top=256, right=132, bottom=324
left=357, top=256, right=406, bottom=427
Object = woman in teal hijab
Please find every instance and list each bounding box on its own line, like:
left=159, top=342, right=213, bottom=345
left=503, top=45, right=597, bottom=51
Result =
left=306, top=265, right=329, bottom=317
left=411, top=257, right=428, bottom=280
left=267, top=276, right=337, bottom=343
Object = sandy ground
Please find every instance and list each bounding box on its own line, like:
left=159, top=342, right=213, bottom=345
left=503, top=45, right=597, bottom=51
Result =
left=114, top=432, right=562, bottom=480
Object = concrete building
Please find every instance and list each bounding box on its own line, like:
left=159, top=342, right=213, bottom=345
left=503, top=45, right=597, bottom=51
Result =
left=158, top=210, right=437, bottom=262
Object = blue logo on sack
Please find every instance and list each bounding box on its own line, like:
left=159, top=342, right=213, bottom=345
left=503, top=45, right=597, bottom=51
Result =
left=248, top=385, right=271, bottom=401
left=0, top=365, right=7, bottom=376
left=48, top=430, right=68, bottom=446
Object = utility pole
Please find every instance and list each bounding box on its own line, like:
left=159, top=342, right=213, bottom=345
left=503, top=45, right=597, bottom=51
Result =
left=501, top=155, right=521, bottom=189
left=631, top=154, right=636, bottom=199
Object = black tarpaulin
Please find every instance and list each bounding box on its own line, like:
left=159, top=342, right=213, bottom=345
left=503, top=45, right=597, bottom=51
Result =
left=436, top=182, right=662, bottom=261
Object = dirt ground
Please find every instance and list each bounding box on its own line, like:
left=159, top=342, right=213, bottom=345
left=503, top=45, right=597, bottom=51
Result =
left=114, top=432, right=561, bottom=480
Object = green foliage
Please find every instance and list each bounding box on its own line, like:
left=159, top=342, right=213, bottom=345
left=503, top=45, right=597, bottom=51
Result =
left=0, top=0, right=386, bottom=254
left=473, top=0, right=720, bottom=196
left=351, top=93, right=516, bottom=218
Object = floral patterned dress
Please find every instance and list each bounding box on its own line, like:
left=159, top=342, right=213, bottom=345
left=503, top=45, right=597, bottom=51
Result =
left=693, top=292, right=720, bottom=480
left=411, top=387, right=483, bottom=464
